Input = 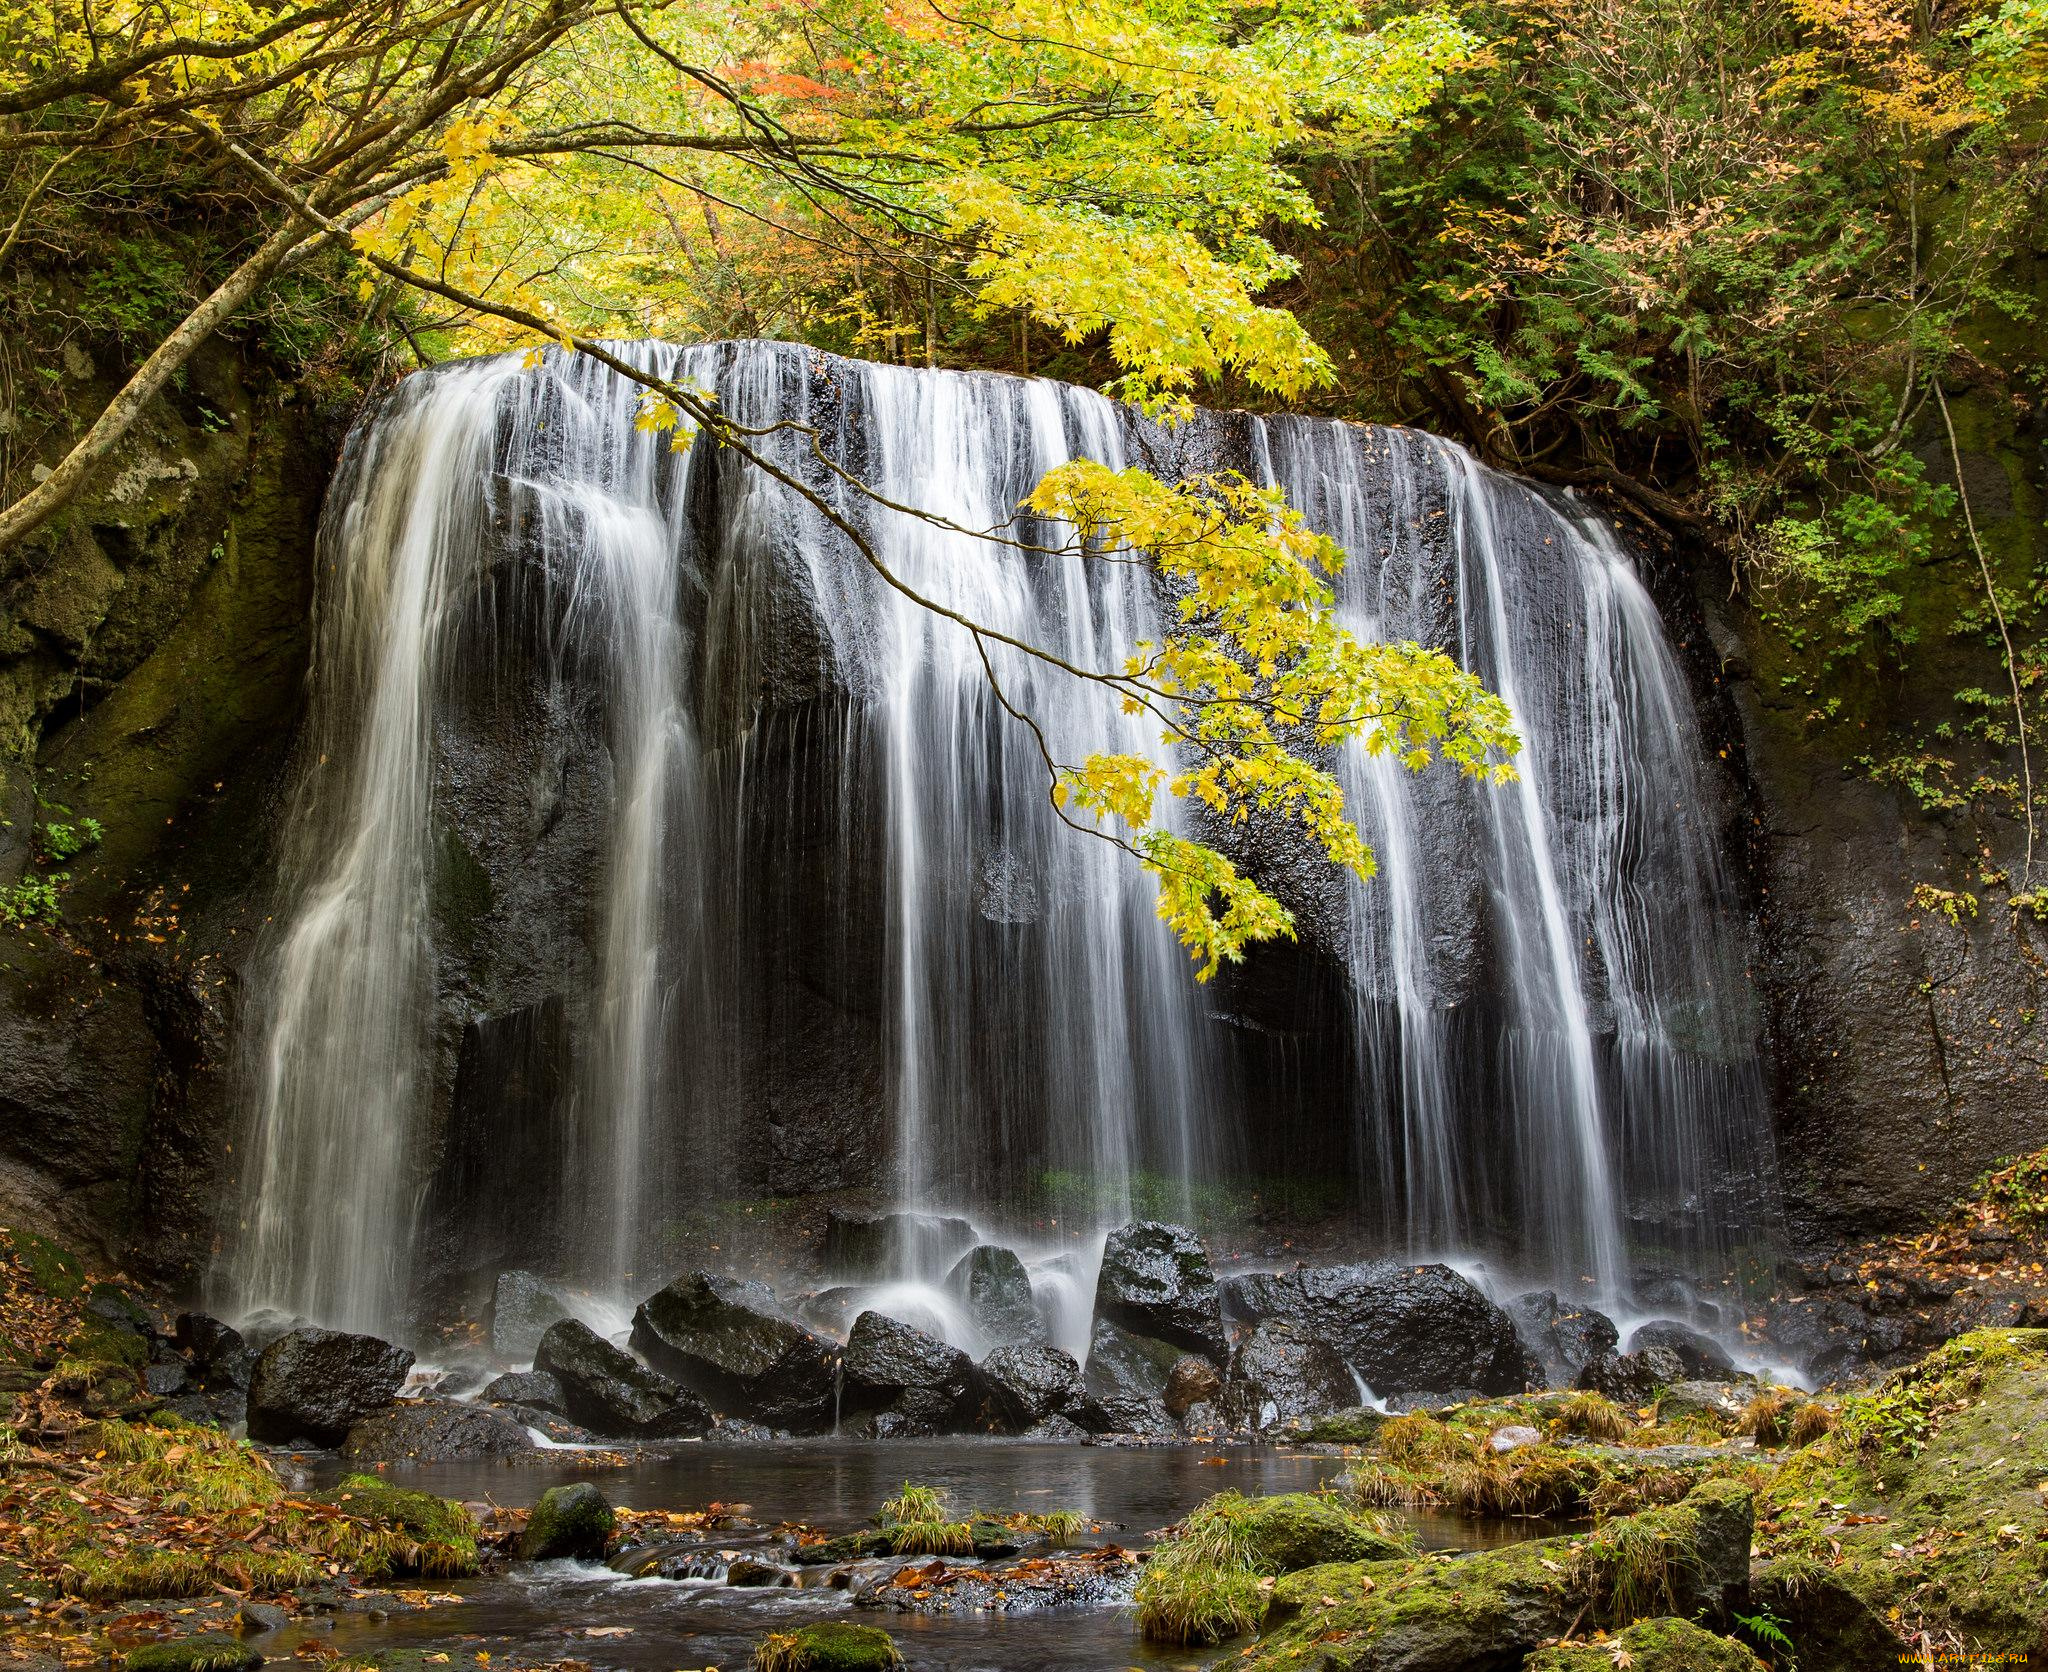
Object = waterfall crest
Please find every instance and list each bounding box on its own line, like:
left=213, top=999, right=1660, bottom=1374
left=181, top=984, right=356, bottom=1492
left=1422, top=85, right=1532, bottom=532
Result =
left=225, top=341, right=1774, bottom=1338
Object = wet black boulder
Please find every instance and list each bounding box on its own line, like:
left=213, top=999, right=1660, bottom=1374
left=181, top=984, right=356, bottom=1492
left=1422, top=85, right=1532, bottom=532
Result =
left=947, top=1245, right=1039, bottom=1346
left=1228, top=1261, right=1528, bottom=1398
left=630, top=1273, right=837, bottom=1431
left=977, top=1343, right=1084, bottom=1431
left=481, top=1370, right=567, bottom=1414
left=342, top=1397, right=537, bottom=1462
left=1093, top=1222, right=1224, bottom=1357
left=1506, top=1290, right=1621, bottom=1387
left=840, top=1310, right=974, bottom=1434
left=1576, top=1343, right=1689, bottom=1405
left=246, top=1328, right=415, bottom=1446
left=1223, top=1321, right=1355, bottom=1430
left=533, top=1318, right=710, bottom=1438
left=1630, top=1320, right=1738, bottom=1381
left=487, top=1270, right=572, bottom=1362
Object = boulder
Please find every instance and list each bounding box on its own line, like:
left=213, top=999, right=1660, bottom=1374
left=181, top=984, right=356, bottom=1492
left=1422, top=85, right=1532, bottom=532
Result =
left=1630, top=1321, right=1738, bottom=1381
left=1093, top=1221, right=1224, bottom=1356
left=1576, top=1344, right=1689, bottom=1406
left=520, top=1481, right=615, bottom=1561
left=236, top=1308, right=300, bottom=1354
left=174, top=1313, right=256, bottom=1390
left=822, top=1210, right=975, bottom=1280
left=246, top=1328, right=415, bottom=1446
left=840, top=1310, right=974, bottom=1433
left=751, top=1623, right=903, bottom=1671
left=947, top=1245, right=1039, bottom=1346
left=1657, top=1379, right=1749, bottom=1431
left=1075, top=1392, right=1176, bottom=1437
left=1524, top=1618, right=1768, bottom=1671
left=1163, top=1354, right=1221, bottom=1419
left=487, top=1270, right=572, bottom=1362
left=533, top=1318, right=710, bottom=1438
left=1506, top=1290, right=1620, bottom=1386
left=1229, top=1261, right=1529, bottom=1397
left=1489, top=1424, right=1544, bottom=1453
left=342, top=1397, right=537, bottom=1462
left=1223, top=1321, right=1356, bottom=1430
left=977, top=1344, right=1084, bottom=1431
left=481, top=1370, right=567, bottom=1414
left=630, top=1273, right=837, bottom=1430
left=1083, top=1316, right=1189, bottom=1401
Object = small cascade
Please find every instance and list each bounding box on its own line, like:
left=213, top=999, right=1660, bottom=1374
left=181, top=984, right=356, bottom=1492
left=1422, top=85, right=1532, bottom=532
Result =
left=223, top=340, right=1776, bottom=1341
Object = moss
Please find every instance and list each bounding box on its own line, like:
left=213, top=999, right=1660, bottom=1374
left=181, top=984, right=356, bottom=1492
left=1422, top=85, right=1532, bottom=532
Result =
left=121, top=1635, right=262, bottom=1672
left=1136, top=1489, right=1410, bottom=1645
left=1301, top=1405, right=1389, bottom=1444
left=4, top=1228, right=87, bottom=1300
left=1752, top=1328, right=2048, bottom=1670
left=1524, top=1617, right=1768, bottom=1671
left=321, top=1480, right=479, bottom=1578
left=1238, top=1480, right=1753, bottom=1672
left=752, top=1623, right=904, bottom=1671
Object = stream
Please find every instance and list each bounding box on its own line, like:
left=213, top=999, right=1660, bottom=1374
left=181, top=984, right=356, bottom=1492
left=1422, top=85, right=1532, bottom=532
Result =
left=275, top=1440, right=1549, bottom=1671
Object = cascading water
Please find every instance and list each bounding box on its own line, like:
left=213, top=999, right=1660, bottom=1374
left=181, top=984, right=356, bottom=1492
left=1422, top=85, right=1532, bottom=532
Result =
left=224, top=339, right=1774, bottom=1342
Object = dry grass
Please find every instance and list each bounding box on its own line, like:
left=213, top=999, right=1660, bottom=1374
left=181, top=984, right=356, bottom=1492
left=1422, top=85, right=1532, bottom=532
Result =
left=1379, top=1412, right=1467, bottom=1465
left=1787, top=1400, right=1836, bottom=1448
left=1553, top=1392, right=1633, bottom=1442
left=1735, top=1391, right=1796, bottom=1447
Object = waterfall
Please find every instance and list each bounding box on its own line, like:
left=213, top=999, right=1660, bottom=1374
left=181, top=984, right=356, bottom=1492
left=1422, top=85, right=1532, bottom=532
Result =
left=224, top=340, right=1774, bottom=1339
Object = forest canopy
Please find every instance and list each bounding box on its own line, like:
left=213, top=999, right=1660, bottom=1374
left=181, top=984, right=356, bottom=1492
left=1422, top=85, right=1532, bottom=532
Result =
left=2, top=0, right=2045, bottom=951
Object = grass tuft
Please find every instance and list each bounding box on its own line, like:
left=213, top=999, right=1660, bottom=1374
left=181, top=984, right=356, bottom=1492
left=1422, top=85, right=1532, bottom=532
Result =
left=1787, top=1399, right=1836, bottom=1448
left=1553, top=1391, right=1633, bottom=1442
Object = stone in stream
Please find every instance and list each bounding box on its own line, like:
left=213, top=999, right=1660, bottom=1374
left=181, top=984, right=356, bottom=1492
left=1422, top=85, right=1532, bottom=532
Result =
left=246, top=1327, right=415, bottom=1446
left=520, top=1481, right=615, bottom=1561
left=480, top=1369, right=567, bottom=1414
left=342, top=1396, right=536, bottom=1462
left=1506, top=1289, right=1621, bottom=1386
left=752, top=1623, right=904, bottom=1670
left=1631, top=1320, right=1739, bottom=1381
left=946, top=1244, right=1039, bottom=1346
left=1222, top=1320, right=1355, bottom=1430
left=822, top=1209, right=975, bottom=1281
left=486, top=1269, right=572, bottom=1362
left=1225, top=1260, right=1529, bottom=1398
left=976, top=1343, right=1084, bottom=1430
left=1084, top=1316, right=1191, bottom=1402
left=532, top=1318, right=711, bottom=1438
left=839, top=1310, right=974, bottom=1434
left=1093, top=1221, right=1225, bottom=1357
left=630, top=1273, right=838, bottom=1431
left=1075, top=1391, right=1177, bottom=1437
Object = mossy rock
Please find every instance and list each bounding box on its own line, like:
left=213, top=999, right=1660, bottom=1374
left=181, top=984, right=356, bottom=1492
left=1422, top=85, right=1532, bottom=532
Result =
left=1752, top=1328, right=2048, bottom=1670
left=325, top=1478, right=479, bottom=1578
left=1232, top=1480, right=1754, bottom=1671
left=790, top=1530, right=893, bottom=1565
left=1525, top=1617, right=1768, bottom=1671
left=1232, top=1492, right=1410, bottom=1571
left=121, top=1635, right=262, bottom=1672
left=753, top=1622, right=904, bottom=1670
left=1301, top=1405, right=1390, bottom=1443
left=3, top=1228, right=87, bottom=1300
left=520, top=1482, right=614, bottom=1561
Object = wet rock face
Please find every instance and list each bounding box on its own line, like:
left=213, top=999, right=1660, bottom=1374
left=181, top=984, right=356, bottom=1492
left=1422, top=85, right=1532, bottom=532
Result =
left=840, top=1310, right=973, bottom=1434
left=1093, top=1222, right=1224, bottom=1358
left=977, top=1343, right=1084, bottom=1431
left=1083, top=1317, right=1189, bottom=1402
left=947, top=1245, right=1039, bottom=1346
left=630, top=1272, right=838, bottom=1431
left=173, top=1312, right=255, bottom=1391
left=822, top=1210, right=975, bottom=1281
left=1506, top=1290, right=1621, bottom=1386
left=1223, top=1321, right=1356, bottom=1429
left=246, top=1327, right=414, bottom=1446
left=341, top=1396, right=536, bottom=1462
left=1163, top=1354, right=1221, bottom=1419
left=480, top=1370, right=566, bottom=1414
left=1230, top=1261, right=1529, bottom=1397
left=532, top=1317, right=710, bottom=1438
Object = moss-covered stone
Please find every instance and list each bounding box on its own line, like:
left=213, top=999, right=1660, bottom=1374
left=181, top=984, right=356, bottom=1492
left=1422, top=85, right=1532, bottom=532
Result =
left=1230, top=1492, right=1411, bottom=1571
left=1300, top=1405, right=1391, bottom=1443
left=1225, top=1479, right=1754, bottom=1671
left=120, top=1634, right=262, bottom=1672
left=752, top=1622, right=904, bottom=1671
left=1525, top=1617, right=1768, bottom=1672
left=323, top=1478, right=479, bottom=1578
left=1752, top=1328, right=2048, bottom=1671
left=519, top=1482, right=614, bottom=1561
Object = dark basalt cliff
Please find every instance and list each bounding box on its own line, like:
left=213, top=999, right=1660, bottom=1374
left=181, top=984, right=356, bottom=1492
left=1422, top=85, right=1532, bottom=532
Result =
left=2, top=337, right=2040, bottom=1293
